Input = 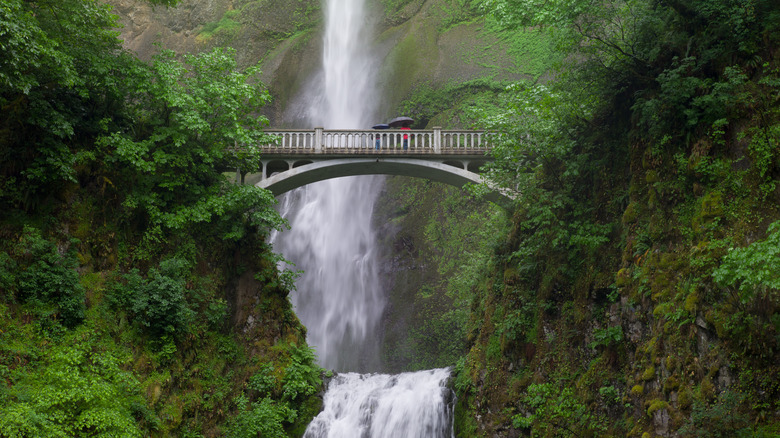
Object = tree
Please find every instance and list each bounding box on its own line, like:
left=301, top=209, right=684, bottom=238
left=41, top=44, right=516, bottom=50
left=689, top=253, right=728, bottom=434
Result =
left=0, top=0, right=131, bottom=211
left=1, top=0, right=284, bottom=254
left=99, top=47, right=284, bottom=252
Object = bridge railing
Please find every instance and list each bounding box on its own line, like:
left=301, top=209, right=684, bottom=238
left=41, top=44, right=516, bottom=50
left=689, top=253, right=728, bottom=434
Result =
left=260, top=127, right=490, bottom=153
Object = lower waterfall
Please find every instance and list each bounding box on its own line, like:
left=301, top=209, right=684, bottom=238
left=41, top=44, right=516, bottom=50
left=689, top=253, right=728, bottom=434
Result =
left=303, top=368, right=455, bottom=438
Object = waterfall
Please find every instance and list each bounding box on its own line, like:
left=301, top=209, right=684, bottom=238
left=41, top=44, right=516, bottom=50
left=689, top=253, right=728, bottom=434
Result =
left=303, top=368, right=455, bottom=438
left=270, top=0, right=457, bottom=434
left=273, top=178, right=385, bottom=372
left=272, top=0, right=384, bottom=372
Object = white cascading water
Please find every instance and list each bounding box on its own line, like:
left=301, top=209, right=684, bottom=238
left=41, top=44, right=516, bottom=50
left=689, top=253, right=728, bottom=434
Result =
left=303, top=369, right=455, bottom=438
left=272, top=0, right=384, bottom=373
left=271, top=0, right=455, bottom=435
left=273, top=179, right=384, bottom=372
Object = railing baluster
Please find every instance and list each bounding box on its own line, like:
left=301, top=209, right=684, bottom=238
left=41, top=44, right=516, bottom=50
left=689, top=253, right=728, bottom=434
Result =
left=259, top=129, right=490, bottom=154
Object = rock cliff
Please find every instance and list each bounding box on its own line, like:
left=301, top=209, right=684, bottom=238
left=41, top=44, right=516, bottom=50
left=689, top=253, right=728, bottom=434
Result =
left=106, top=0, right=527, bottom=125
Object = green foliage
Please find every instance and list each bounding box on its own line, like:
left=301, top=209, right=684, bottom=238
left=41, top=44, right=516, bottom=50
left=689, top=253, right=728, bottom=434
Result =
left=598, top=385, right=621, bottom=406
left=248, top=363, right=278, bottom=396
left=677, top=390, right=757, bottom=438
left=0, top=226, right=85, bottom=328
left=452, top=356, right=471, bottom=394
left=205, top=298, right=229, bottom=331
left=460, top=0, right=780, bottom=435
left=712, top=220, right=780, bottom=304
left=198, top=10, right=242, bottom=41
left=255, top=249, right=300, bottom=292
left=281, top=344, right=321, bottom=402
left=589, top=325, right=623, bottom=350
left=740, top=69, right=780, bottom=196
left=225, top=343, right=321, bottom=438
left=0, top=0, right=137, bottom=211
left=489, top=25, right=559, bottom=80
left=109, top=258, right=194, bottom=340
left=709, top=221, right=780, bottom=362
left=480, top=82, right=614, bottom=284
left=512, top=382, right=606, bottom=436
left=432, top=0, right=481, bottom=31
left=225, top=396, right=291, bottom=438
left=500, top=294, right=538, bottom=343
left=634, top=62, right=751, bottom=148
left=1, top=2, right=319, bottom=436
left=99, top=47, right=284, bottom=252
left=0, top=328, right=146, bottom=437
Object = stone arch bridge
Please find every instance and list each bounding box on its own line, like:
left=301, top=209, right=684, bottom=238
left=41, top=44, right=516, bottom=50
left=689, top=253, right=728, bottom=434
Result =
left=241, top=128, right=510, bottom=205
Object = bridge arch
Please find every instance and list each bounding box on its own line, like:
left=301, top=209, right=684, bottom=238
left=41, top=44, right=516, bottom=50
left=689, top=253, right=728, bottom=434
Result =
left=253, top=158, right=511, bottom=206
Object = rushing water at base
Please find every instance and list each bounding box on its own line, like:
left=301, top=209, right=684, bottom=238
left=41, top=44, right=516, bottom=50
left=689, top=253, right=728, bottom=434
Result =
left=303, top=368, right=455, bottom=438
left=270, top=0, right=457, bottom=433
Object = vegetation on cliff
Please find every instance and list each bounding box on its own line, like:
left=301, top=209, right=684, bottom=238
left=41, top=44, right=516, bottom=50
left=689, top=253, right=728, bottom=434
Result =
left=4, top=0, right=780, bottom=436
left=437, top=0, right=780, bottom=436
left=0, top=1, right=322, bottom=436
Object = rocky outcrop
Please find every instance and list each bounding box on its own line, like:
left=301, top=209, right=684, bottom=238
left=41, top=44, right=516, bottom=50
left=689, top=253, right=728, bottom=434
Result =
left=106, top=0, right=525, bottom=125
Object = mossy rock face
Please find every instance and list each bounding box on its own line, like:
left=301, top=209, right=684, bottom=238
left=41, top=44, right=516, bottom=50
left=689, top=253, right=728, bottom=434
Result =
left=641, top=366, right=656, bottom=381
left=690, top=190, right=724, bottom=233
left=664, top=355, right=676, bottom=370
left=699, top=190, right=723, bottom=219
left=683, top=290, right=699, bottom=312
left=109, top=0, right=536, bottom=126
left=623, top=202, right=639, bottom=224
left=662, top=375, right=680, bottom=394
left=616, top=268, right=631, bottom=287
left=382, top=0, right=426, bottom=25
left=107, top=0, right=322, bottom=124
left=375, top=7, right=531, bottom=121
left=646, top=399, right=668, bottom=416
left=645, top=170, right=659, bottom=184
left=678, top=387, right=693, bottom=410
left=700, top=377, right=716, bottom=401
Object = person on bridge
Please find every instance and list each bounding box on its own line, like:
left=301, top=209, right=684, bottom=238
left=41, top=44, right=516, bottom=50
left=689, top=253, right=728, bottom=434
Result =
left=401, top=125, right=410, bottom=150
left=372, top=123, right=389, bottom=150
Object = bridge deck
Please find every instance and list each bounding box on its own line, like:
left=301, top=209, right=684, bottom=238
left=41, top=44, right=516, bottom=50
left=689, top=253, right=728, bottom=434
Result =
left=258, top=148, right=491, bottom=157
left=258, top=128, right=492, bottom=157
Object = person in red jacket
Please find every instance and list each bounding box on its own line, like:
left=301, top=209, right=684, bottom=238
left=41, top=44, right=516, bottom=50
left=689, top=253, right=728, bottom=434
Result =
left=401, top=125, right=410, bottom=150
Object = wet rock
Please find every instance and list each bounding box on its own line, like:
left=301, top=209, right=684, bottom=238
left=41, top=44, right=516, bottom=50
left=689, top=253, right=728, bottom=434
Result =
left=653, top=407, right=671, bottom=436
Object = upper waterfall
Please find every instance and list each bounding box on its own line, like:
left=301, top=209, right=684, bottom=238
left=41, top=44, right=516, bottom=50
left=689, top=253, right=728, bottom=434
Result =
left=270, top=0, right=384, bottom=372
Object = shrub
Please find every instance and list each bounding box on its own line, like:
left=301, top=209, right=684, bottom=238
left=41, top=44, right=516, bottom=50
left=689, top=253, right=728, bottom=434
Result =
left=712, top=220, right=780, bottom=305
left=5, top=226, right=85, bottom=328
left=281, top=344, right=321, bottom=402
left=589, top=325, right=623, bottom=350
left=109, top=257, right=193, bottom=340
left=677, top=390, right=753, bottom=437
left=225, top=395, right=291, bottom=438
left=0, top=328, right=145, bottom=437
left=248, top=363, right=278, bottom=396
left=512, top=383, right=606, bottom=435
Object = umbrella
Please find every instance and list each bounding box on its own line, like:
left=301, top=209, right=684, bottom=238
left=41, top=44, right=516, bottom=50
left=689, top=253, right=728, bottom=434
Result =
left=372, top=123, right=390, bottom=129
left=388, top=116, right=413, bottom=128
